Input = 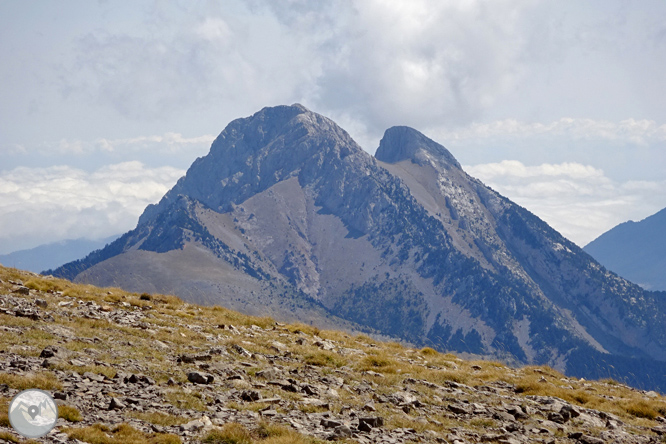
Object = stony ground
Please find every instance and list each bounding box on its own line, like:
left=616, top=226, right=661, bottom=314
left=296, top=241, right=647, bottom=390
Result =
left=1, top=266, right=666, bottom=444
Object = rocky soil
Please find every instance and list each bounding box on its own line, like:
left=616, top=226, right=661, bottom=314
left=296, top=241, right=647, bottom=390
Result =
left=1, top=266, right=666, bottom=444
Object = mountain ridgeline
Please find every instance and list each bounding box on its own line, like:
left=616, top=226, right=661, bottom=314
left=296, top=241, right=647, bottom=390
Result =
left=50, top=104, right=666, bottom=391
left=584, top=207, right=666, bottom=292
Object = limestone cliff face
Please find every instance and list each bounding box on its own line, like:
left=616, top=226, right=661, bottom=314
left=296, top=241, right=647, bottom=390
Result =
left=51, top=104, right=666, bottom=390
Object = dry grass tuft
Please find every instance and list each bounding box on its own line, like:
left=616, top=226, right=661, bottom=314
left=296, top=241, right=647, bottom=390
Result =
left=259, top=429, right=319, bottom=444
left=303, top=350, right=345, bottom=368
left=621, top=399, right=659, bottom=420
left=420, top=347, right=438, bottom=356
left=0, top=431, right=20, bottom=443
left=202, top=422, right=321, bottom=444
left=0, top=397, right=10, bottom=428
left=285, top=323, right=319, bottom=336
left=164, top=389, right=206, bottom=411
left=53, top=363, right=117, bottom=380
left=202, top=423, right=253, bottom=444
left=0, top=372, right=62, bottom=391
left=357, top=353, right=399, bottom=373
left=59, top=405, right=83, bottom=422
left=63, top=423, right=182, bottom=444
left=128, top=411, right=189, bottom=426
left=24, top=278, right=64, bottom=293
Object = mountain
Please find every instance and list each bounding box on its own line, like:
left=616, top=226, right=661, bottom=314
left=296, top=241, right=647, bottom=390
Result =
left=0, top=235, right=119, bottom=274
left=584, top=208, right=666, bottom=291
left=50, top=104, right=666, bottom=390
left=3, top=265, right=666, bottom=443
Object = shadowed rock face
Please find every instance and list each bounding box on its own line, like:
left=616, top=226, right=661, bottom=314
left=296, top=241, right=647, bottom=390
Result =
left=50, top=104, right=666, bottom=391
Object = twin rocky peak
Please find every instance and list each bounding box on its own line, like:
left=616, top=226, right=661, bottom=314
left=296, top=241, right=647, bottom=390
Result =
left=50, top=104, right=666, bottom=392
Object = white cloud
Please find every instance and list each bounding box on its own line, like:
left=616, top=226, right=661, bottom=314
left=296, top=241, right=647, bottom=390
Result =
left=45, top=0, right=547, bottom=143
left=309, top=0, right=537, bottom=132
left=0, top=162, right=184, bottom=254
left=2, top=0, right=666, bottom=257
left=465, top=161, right=666, bottom=246
left=60, top=3, right=320, bottom=122
left=93, top=133, right=215, bottom=154
left=435, top=118, right=666, bottom=145
left=6, top=133, right=215, bottom=157
left=467, top=160, right=606, bottom=180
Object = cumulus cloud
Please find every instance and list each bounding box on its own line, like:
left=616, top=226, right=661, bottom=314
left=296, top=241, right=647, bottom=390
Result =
left=465, top=161, right=666, bottom=246
left=0, top=162, right=184, bottom=254
left=53, top=0, right=545, bottom=140
left=287, top=0, right=538, bottom=132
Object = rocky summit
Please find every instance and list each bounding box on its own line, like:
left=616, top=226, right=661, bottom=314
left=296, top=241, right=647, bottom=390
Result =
left=2, top=267, right=666, bottom=444
left=49, top=104, right=666, bottom=391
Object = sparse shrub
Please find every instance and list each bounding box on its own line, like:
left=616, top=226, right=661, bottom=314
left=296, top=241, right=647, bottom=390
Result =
left=140, top=293, right=152, bottom=301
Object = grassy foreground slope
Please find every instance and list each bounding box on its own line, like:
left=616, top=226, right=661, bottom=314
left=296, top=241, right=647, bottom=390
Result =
left=1, top=265, right=666, bottom=444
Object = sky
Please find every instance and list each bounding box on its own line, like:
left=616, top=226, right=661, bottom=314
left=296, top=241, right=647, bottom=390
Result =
left=1, top=0, right=666, bottom=254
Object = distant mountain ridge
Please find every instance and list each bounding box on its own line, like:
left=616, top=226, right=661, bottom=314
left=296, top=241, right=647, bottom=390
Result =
left=584, top=208, right=666, bottom=291
left=51, top=104, right=666, bottom=391
left=0, top=236, right=119, bottom=274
